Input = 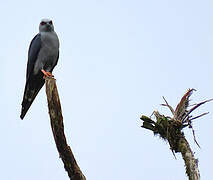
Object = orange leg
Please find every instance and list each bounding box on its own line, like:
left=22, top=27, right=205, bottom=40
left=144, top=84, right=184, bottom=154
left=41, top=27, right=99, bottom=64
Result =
left=41, top=69, right=54, bottom=78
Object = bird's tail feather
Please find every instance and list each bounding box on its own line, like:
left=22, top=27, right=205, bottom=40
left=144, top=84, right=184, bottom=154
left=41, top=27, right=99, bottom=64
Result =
left=20, top=80, right=44, bottom=119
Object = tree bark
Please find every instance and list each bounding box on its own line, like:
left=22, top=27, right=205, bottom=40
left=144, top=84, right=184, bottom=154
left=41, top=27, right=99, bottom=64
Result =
left=45, top=77, right=86, bottom=180
left=178, top=137, right=200, bottom=180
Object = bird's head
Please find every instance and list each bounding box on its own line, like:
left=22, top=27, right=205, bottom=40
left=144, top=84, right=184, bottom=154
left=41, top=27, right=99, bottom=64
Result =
left=39, top=18, right=54, bottom=32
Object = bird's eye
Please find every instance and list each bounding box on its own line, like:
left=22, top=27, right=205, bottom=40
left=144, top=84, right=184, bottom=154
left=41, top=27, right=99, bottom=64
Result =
left=40, top=21, right=46, bottom=26
left=49, top=21, right=53, bottom=25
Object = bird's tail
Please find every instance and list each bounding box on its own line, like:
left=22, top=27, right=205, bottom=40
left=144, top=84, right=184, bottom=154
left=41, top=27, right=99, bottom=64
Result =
left=20, top=98, right=32, bottom=120
left=20, top=80, right=44, bottom=119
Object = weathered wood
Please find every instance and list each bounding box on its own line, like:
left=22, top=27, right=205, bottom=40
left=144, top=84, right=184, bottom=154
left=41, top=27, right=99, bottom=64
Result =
left=45, top=77, right=86, bottom=180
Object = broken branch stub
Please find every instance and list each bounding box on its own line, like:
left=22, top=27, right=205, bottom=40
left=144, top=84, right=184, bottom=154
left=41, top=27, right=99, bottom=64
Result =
left=140, top=89, right=212, bottom=180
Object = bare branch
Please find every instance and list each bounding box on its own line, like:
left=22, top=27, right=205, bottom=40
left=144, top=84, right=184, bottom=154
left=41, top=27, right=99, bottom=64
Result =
left=45, top=77, right=86, bottom=180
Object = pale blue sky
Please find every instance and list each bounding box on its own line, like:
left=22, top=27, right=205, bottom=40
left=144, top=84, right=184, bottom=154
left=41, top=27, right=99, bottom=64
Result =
left=1, top=0, right=213, bottom=179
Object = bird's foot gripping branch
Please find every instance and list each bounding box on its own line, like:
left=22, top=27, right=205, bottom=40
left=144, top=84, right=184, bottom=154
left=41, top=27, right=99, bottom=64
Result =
left=140, top=89, right=212, bottom=180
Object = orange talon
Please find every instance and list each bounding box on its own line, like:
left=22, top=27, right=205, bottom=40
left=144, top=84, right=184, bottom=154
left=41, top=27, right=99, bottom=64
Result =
left=41, top=69, right=54, bottom=78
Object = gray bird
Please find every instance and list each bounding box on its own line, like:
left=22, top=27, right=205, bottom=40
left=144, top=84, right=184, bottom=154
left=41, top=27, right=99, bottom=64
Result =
left=20, top=18, right=60, bottom=119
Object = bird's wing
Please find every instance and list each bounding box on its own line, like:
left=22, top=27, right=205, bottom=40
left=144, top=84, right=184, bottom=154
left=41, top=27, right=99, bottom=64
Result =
left=50, top=51, right=59, bottom=72
left=26, top=34, right=41, bottom=80
left=20, top=34, right=44, bottom=119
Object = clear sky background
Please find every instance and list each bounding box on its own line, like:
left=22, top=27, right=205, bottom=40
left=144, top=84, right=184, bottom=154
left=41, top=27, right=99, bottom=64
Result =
left=1, top=0, right=213, bottom=179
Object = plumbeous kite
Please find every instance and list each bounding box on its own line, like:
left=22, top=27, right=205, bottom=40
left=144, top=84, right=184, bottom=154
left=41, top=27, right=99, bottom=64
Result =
left=20, top=19, right=59, bottom=119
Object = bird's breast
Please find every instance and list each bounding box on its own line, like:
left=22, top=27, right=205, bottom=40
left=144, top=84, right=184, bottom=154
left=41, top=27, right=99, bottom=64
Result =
left=41, top=32, right=59, bottom=51
left=33, top=32, right=59, bottom=74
